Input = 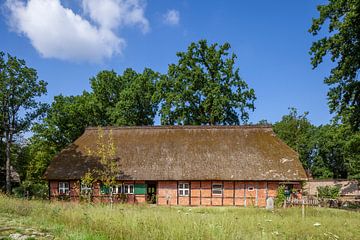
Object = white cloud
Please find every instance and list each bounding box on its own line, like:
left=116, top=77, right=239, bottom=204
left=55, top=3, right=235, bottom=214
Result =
left=82, top=0, right=149, bottom=33
left=4, top=0, right=149, bottom=63
left=163, top=9, right=179, bottom=26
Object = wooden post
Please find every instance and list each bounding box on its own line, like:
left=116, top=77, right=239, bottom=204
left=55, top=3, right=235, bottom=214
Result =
left=302, top=200, right=305, bottom=219
left=283, top=199, right=286, bottom=208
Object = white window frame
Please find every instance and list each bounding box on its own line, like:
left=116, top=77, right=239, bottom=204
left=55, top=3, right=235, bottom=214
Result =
left=123, top=184, right=134, bottom=194
left=247, top=186, right=255, bottom=191
left=178, top=182, right=190, bottom=196
left=59, top=182, right=69, bottom=195
left=112, top=185, right=122, bottom=194
left=212, top=183, right=223, bottom=195
left=80, top=183, right=92, bottom=193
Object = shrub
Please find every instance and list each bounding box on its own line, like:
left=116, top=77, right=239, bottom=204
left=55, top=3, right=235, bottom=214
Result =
left=317, top=185, right=341, bottom=199
left=12, top=181, right=48, bottom=199
left=275, top=185, right=286, bottom=207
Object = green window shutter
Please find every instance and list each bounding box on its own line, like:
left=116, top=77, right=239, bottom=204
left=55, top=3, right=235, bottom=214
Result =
left=100, top=184, right=110, bottom=194
left=134, top=184, right=146, bottom=194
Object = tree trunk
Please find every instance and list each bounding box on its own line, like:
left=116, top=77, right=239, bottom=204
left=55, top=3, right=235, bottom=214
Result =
left=5, top=132, right=12, bottom=194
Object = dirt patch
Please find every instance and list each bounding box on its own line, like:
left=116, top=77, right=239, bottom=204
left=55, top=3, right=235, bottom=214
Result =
left=0, top=215, right=53, bottom=240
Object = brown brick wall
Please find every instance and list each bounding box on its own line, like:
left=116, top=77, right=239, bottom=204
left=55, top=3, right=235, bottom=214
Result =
left=48, top=180, right=301, bottom=207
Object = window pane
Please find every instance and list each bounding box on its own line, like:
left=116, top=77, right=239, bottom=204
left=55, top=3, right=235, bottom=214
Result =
left=130, top=185, right=134, bottom=193
left=212, top=184, right=222, bottom=194
left=184, top=190, right=189, bottom=196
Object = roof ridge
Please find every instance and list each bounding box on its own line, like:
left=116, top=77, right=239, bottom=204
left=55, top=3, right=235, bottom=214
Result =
left=85, top=125, right=273, bottom=130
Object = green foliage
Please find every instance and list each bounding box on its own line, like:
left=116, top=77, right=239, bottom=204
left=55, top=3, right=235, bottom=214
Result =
left=273, top=108, right=315, bottom=170
left=85, top=127, right=121, bottom=205
left=317, top=185, right=341, bottom=199
left=311, top=122, right=360, bottom=179
left=90, top=68, right=159, bottom=126
left=274, top=108, right=360, bottom=179
left=27, top=68, right=158, bottom=184
left=0, top=52, right=48, bottom=193
left=309, top=0, right=360, bottom=131
left=12, top=180, right=48, bottom=199
left=109, top=68, right=159, bottom=126
left=275, top=185, right=286, bottom=207
left=156, top=40, right=256, bottom=125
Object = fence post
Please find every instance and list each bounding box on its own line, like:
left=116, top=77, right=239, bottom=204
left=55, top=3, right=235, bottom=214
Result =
left=302, top=199, right=305, bottom=219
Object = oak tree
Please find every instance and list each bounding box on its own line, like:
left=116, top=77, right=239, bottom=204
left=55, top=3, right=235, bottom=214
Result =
left=310, top=0, right=360, bottom=130
left=156, top=40, right=256, bottom=125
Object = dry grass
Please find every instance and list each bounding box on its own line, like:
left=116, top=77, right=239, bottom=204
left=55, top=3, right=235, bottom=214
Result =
left=0, top=195, right=359, bottom=239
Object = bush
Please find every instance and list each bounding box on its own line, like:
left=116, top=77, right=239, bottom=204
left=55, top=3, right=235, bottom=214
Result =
left=317, top=185, right=341, bottom=199
left=12, top=181, right=48, bottom=199
left=275, top=185, right=286, bottom=207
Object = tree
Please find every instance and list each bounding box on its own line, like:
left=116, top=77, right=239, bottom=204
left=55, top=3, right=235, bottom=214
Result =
left=274, top=108, right=360, bottom=179
left=0, top=52, right=47, bottom=193
left=273, top=108, right=316, bottom=171
left=90, top=68, right=159, bottom=126
left=110, top=68, right=159, bottom=126
left=309, top=0, right=360, bottom=131
left=311, top=124, right=348, bottom=178
left=312, top=123, right=360, bottom=179
left=156, top=40, right=256, bottom=125
left=86, top=127, right=121, bottom=206
left=32, top=92, right=102, bottom=151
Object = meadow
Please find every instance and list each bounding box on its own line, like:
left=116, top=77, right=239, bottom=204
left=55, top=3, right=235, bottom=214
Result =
left=0, top=195, right=359, bottom=240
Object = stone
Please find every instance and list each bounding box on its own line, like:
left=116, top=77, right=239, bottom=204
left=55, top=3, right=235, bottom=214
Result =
left=266, top=197, right=274, bottom=210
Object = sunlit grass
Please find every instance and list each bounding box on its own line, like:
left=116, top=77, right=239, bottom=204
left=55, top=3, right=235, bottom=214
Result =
left=0, top=194, right=359, bottom=239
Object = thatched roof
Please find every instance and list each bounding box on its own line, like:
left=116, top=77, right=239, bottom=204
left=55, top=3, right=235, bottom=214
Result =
left=44, top=126, right=307, bottom=181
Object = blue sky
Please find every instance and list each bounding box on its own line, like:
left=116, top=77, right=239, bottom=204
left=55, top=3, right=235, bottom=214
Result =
left=0, top=0, right=333, bottom=126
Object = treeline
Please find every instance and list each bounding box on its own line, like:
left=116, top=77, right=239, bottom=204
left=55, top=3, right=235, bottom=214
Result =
left=272, top=108, right=360, bottom=180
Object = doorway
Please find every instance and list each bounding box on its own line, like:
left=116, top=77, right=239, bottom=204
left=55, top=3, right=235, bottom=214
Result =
left=146, top=181, right=157, bottom=204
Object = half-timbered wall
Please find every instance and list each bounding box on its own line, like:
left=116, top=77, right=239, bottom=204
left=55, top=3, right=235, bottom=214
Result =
left=49, top=180, right=302, bottom=207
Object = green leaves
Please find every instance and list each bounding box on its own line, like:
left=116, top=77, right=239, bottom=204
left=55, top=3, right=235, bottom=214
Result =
left=0, top=52, right=48, bottom=193
left=274, top=108, right=360, bottom=179
left=309, top=0, right=360, bottom=131
left=156, top=40, right=256, bottom=125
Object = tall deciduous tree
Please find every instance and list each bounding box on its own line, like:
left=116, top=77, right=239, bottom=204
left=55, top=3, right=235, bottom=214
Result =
left=110, top=68, right=159, bottom=126
left=273, top=108, right=316, bottom=171
left=0, top=52, right=47, bottom=193
left=91, top=68, right=159, bottom=126
left=156, top=40, right=256, bottom=125
left=309, top=0, right=360, bottom=131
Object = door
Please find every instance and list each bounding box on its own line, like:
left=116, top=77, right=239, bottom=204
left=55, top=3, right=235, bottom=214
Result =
left=146, top=182, right=157, bottom=204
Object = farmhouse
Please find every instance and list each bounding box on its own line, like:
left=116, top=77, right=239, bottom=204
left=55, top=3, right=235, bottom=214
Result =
left=44, top=125, right=307, bottom=207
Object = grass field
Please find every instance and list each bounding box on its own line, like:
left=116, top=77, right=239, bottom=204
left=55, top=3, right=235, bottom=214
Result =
left=0, top=195, right=359, bottom=240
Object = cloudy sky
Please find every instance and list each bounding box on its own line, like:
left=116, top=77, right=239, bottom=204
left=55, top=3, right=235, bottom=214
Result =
left=1, top=0, right=332, bottom=125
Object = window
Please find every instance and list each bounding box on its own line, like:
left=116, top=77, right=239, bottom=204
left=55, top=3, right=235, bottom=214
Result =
left=178, top=182, right=189, bottom=196
left=59, top=182, right=69, bottom=195
left=212, top=184, right=223, bottom=195
left=81, top=183, right=92, bottom=194
left=123, top=184, right=134, bottom=194
left=112, top=185, right=122, bottom=194
left=247, top=187, right=254, bottom=191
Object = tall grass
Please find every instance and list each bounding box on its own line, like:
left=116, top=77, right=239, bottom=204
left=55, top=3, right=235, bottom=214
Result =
left=1, top=195, right=359, bottom=239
